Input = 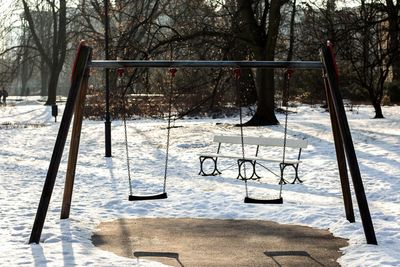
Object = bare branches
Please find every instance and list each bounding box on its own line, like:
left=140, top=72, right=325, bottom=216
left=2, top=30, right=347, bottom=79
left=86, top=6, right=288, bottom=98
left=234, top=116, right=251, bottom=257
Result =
left=21, top=0, right=52, bottom=65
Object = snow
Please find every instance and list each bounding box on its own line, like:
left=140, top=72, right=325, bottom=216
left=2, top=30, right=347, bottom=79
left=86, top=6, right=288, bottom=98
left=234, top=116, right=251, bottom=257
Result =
left=1, top=98, right=400, bottom=266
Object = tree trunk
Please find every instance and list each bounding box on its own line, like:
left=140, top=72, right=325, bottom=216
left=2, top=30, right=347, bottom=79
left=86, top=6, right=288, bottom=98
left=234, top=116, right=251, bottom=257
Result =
left=245, top=68, right=278, bottom=125
left=248, top=1, right=283, bottom=125
left=236, top=69, right=257, bottom=107
left=236, top=0, right=284, bottom=126
left=40, top=59, right=49, bottom=96
left=46, top=67, right=61, bottom=105
left=20, top=56, right=30, bottom=96
left=386, top=0, right=400, bottom=81
left=372, top=101, right=384, bottom=118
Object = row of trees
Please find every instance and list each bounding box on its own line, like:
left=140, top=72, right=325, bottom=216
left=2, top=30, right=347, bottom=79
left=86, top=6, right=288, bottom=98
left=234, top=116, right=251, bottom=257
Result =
left=0, top=0, right=399, bottom=122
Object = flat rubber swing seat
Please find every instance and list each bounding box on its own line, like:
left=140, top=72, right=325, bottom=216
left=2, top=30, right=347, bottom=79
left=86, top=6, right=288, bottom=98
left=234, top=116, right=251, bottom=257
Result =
left=244, top=197, right=283, bottom=204
left=129, top=192, right=168, bottom=201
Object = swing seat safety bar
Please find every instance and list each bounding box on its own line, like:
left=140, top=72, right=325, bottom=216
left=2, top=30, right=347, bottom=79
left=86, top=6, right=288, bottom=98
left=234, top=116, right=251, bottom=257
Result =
left=244, top=197, right=283, bottom=204
left=129, top=192, right=168, bottom=201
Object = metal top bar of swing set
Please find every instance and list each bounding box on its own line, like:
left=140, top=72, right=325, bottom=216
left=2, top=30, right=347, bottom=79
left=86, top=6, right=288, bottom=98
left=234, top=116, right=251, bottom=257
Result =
left=89, top=60, right=323, bottom=69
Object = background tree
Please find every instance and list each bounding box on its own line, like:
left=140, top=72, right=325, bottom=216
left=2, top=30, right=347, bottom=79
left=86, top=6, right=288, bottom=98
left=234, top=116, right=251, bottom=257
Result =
left=231, top=0, right=287, bottom=125
left=298, top=0, right=396, bottom=117
left=385, top=0, right=399, bottom=80
left=0, top=3, right=21, bottom=90
left=3, top=0, right=397, bottom=120
left=17, top=22, right=35, bottom=96
left=21, top=0, right=67, bottom=105
left=340, top=0, right=391, bottom=118
left=382, top=0, right=400, bottom=102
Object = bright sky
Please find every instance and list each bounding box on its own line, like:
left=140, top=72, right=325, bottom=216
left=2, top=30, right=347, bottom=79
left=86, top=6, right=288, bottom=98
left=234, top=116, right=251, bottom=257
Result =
left=0, top=0, right=13, bottom=12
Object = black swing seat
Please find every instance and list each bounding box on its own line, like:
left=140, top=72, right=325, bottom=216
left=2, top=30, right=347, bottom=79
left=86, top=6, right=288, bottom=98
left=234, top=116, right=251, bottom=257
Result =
left=244, top=196, right=283, bottom=204
left=129, top=192, right=168, bottom=201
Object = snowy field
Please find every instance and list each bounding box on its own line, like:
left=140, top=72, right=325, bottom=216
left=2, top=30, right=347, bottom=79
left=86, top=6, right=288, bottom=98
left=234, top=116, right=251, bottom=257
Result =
left=1, top=97, right=399, bottom=266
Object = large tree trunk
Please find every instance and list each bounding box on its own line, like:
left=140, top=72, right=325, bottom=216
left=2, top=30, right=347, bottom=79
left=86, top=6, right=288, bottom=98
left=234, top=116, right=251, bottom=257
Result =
left=46, top=67, right=61, bottom=105
left=372, top=101, right=384, bottom=118
left=241, top=0, right=284, bottom=126
left=244, top=68, right=278, bottom=125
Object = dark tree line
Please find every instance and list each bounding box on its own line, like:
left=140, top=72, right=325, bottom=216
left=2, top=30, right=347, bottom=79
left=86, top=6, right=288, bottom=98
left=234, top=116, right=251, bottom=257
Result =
left=1, top=0, right=399, bottom=120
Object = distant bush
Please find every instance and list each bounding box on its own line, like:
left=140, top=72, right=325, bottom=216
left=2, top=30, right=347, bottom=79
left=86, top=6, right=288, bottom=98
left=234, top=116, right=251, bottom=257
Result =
left=381, top=94, right=391, bottom=106
left=386, top=81, right=400, bottom=103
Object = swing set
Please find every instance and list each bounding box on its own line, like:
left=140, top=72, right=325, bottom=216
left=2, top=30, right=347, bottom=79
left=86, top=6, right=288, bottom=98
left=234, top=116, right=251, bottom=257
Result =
left=120, top=68, right=178, bottom=201
left=28, top=41, right=377, bottom=246
left=234, top=67, right=294, bottom=204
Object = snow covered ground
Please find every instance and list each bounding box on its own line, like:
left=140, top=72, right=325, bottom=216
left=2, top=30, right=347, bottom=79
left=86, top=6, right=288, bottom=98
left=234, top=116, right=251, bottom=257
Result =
left=1, top=97, right=399, bottom=266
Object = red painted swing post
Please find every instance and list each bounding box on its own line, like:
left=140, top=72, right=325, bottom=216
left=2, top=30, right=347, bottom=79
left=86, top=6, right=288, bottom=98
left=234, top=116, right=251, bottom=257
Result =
left=29, top=42, right=92, bottom=244
left=322, top=42, right=377, bottom=245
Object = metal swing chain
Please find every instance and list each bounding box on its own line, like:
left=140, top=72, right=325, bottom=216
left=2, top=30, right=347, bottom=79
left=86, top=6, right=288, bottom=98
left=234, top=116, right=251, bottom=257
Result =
left=119, top=67, right=141, bottom=196
left=123, top=111, right=133, bottom=196
left=163, top=68, right=176, bottom=192
left=279, top=68, right=294, bottom=197
left=119, top=70, right=134, bottom=196
left=234, top=68, right=249, bottom=197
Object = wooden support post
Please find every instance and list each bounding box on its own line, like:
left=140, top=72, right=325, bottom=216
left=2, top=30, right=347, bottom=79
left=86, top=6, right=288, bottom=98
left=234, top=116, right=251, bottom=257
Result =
left=60, top=59, right=91, bottom=219
left=321, top=43, right=377, bottom=245
left=29, top=43, right=92, bottom=244
left=323, top=73, right=355, bottom=223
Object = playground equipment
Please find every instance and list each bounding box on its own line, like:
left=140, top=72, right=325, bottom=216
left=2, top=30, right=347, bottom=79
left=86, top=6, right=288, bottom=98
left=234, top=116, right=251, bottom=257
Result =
left=234, top=68, right=293, bottom=204
left=28, top=41, right=377, bottom=245
left=121, top=68, right=177, bottom=201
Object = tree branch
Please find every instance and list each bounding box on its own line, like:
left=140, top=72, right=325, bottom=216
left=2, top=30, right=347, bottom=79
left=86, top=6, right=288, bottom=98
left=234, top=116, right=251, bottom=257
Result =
left=21, top=0, right=51, bottom=66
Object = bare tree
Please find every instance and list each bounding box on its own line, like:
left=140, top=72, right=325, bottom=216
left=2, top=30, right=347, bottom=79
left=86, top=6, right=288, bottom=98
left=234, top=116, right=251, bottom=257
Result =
left=0, top=3, right=22, bottom=90
left=21, top=0, right=67, bottom=105
left=340, top=0, right=391, bottom=118
left=18, top=22, right=35, bottom=96
left=230, top=0, right=287, bottom=125
left=76, top=0, right=290, bottom=121
left=384, top=0, right=399, bottom=81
